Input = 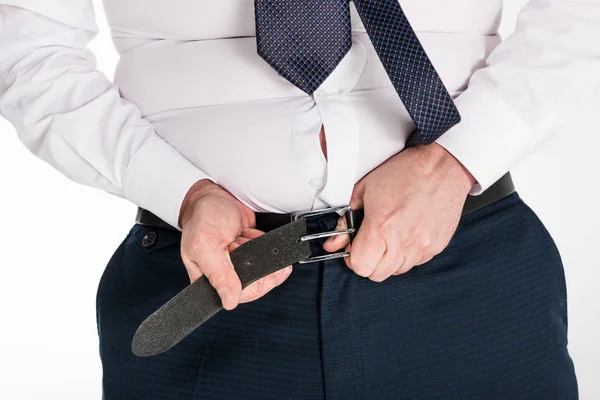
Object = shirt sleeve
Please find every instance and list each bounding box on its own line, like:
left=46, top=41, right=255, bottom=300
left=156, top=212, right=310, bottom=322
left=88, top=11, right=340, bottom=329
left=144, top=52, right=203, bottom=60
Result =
left=435, top=0, right=600, bottom=195
left=0, top=1, right=216, bottom=230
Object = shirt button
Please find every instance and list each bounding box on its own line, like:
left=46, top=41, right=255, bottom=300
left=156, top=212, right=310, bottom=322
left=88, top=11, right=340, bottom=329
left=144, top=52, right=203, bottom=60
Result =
left=314, top=90, right=329, bottom=100
left=309, top=177, right=324, bottom=189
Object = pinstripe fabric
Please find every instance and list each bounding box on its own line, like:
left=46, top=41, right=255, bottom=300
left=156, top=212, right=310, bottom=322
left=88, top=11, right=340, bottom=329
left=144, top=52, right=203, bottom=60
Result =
left=254, top=0, right=461, bottom=144
left=96, top=193, right=578, bottom=399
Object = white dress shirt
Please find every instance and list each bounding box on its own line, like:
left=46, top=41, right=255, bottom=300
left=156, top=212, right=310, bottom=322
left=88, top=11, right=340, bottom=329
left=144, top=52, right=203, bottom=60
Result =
left=1, top=1, right=599, bottom=230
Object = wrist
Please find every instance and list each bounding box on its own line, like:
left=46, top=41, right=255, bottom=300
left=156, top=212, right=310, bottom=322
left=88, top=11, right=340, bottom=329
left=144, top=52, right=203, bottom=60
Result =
left=416, top=143, right=477, bottom=193
left=178, top=179, right=219, bottom=229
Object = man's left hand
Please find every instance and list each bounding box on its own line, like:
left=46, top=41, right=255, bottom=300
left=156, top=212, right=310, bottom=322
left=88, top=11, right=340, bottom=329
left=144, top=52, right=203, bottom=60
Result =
left=323, top=143, right=476, bottom=282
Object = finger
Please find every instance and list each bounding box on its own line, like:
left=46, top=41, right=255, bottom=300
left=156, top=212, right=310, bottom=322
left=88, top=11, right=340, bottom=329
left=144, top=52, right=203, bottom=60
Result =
left=347, top=220, right=385, bottom=278
left=194, top=242, right=243, bottom=311
left=228, top=235, right=249, bottom=253
left=392, top=247, right=423, bottom=275
left=415, top=249, right=436, bottom=267
left=322, top=215, right=351, bottom=252
left=181, top=252, right=204, bottom=283
left=367, top=242, right=404, bottom=282
left=239, top=265, right=293, bottom=303
left=239, top=228, right=265, bottom=240
left=228, top=229, right=265, bottom=252
left=227, top=233, right=294, bottom=303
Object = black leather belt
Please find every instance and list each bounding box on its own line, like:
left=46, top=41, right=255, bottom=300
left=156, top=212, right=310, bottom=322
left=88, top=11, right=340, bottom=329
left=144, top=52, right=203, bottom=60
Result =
left=137, top=173, right=515, bottom=235
left=131, top=173, right=515, bottom=357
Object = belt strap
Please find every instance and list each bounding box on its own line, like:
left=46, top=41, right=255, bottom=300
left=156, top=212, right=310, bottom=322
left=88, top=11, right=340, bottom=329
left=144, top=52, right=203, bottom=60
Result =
left=132, top=219, right=311, bottom=357
left=132, top=173, right=515, bottom=357
left=462, top=172, right=515, bottom=215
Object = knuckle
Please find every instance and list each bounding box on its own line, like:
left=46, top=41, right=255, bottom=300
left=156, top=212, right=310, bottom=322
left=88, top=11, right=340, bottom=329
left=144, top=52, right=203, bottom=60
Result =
left=377, top=216, right=397, bottom=237
left=394, top=228, right=412, bottom=246
left=419, top=234, right=433, bottom=249
left=180, top=246, right=189, bottom=260
left=188, top=233, right=206, bottom=249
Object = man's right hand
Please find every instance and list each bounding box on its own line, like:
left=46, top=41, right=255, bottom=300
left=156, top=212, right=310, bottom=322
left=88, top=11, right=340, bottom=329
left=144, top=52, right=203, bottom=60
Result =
left=178, top=179, right=293, bottom=311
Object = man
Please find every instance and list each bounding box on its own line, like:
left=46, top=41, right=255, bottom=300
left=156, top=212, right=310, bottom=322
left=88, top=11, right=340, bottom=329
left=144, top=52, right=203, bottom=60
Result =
left=0, top=0, right=595, bottom=398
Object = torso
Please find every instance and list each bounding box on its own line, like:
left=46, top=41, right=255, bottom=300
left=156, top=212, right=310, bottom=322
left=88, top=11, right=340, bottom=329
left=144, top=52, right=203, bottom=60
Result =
left=102, top=0, right=503, bottom=212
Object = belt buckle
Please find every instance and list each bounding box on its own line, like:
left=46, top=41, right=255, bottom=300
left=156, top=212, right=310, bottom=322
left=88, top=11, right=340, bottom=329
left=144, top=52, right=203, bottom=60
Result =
left=291, top=205, right=354, bottom=264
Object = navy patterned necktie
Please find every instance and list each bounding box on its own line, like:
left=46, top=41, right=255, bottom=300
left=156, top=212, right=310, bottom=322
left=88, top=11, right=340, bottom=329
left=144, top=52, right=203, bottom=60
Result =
left=255, top=0, right=461, bottom=145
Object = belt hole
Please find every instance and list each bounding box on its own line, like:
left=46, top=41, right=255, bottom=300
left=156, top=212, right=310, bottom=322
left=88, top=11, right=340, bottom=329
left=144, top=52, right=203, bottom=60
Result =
left=271, top=248, right=279, bottom=255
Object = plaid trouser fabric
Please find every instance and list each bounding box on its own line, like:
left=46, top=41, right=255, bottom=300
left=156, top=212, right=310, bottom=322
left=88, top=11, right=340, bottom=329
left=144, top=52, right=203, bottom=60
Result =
left=97, top=193, right=578, bottom=399
left=254, top=0, right=461, bottom=144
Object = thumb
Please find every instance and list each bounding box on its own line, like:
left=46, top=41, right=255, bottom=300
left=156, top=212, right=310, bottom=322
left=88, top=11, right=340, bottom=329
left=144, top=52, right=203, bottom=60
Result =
left=196, top=246, right=243, bottom=311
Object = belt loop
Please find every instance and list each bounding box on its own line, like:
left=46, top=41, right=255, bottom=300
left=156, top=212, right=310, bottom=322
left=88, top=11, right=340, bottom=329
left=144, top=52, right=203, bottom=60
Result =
left=345, top=209, right=363, bottom=243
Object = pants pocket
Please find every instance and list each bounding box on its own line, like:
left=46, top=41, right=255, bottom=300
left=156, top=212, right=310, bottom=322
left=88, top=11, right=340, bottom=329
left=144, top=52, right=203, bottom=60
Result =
left=96, top=224, right=206, bottom=399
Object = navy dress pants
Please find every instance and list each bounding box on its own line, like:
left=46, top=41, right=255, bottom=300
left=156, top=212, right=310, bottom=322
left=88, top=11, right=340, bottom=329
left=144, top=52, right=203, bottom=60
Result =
left=96, top=193, right=578, bottom=399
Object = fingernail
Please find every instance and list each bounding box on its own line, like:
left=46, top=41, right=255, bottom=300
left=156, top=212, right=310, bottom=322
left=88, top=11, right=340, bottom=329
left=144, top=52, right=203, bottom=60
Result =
left=284, top=266, right=292, bottom=275
left=218, top=287, right=231, bottom=307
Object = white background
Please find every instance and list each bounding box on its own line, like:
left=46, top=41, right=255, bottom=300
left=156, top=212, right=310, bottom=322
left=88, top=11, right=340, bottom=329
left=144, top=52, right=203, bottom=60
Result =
left=0, top=1, right=599, bottom=398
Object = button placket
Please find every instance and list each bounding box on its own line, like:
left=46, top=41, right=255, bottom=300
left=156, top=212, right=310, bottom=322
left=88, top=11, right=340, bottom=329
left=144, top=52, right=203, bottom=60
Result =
left=313, top=94, right=360, bottom=208
left=295, top=39, right=366, bottom=206
left=314, top=89, right=329, bottom=100
left=290, top=101, right=329, bottom=201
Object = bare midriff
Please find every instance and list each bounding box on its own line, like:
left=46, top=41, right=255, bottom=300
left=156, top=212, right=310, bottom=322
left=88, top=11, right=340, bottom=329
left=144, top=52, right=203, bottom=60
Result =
left=319, top=124, right=328, bottom=161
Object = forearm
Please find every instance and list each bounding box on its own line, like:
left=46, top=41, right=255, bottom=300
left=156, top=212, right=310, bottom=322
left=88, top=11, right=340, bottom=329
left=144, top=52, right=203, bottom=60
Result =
left=0, top=3, right=214, bottom=229
left=436, top=0, right=600, bottom=194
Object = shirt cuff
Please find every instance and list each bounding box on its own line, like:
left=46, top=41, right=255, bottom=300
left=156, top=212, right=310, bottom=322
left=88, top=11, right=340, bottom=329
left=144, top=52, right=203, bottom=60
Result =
left=435, top=85, right=537, bottom=195
left=122, top=139, right=216, bottom=231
